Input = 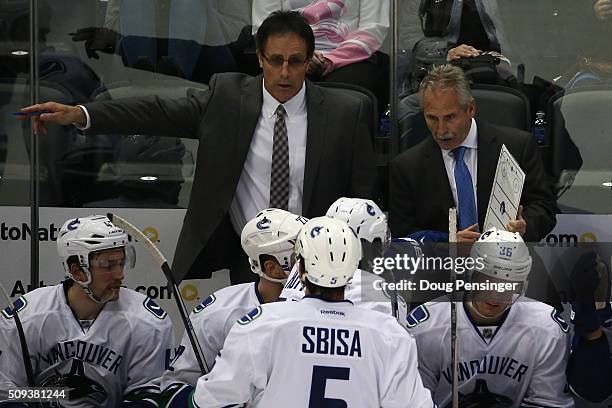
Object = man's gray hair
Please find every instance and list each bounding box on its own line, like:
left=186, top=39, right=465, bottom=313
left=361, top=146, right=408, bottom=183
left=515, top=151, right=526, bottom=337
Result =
left=419, top=64, right=474, bottom=108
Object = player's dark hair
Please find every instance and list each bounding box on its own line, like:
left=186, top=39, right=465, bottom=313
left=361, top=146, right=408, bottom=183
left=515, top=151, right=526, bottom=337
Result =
left=302, top=278, right=345, bottom=299
left=300, top=261, right=345, bottom=300
left=255, top=10, right=315, bottom=58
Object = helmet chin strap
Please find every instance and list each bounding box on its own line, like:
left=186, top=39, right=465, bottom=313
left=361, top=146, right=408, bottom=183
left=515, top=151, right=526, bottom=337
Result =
left=258, top=270, right=288, bottom=284
left=72, top=267, right=111, bottom=305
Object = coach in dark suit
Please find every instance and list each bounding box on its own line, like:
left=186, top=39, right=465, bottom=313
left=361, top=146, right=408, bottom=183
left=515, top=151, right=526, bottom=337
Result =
left=24, top=11, right=376, bottom=283
left=389, top=65, right=556, bottom=242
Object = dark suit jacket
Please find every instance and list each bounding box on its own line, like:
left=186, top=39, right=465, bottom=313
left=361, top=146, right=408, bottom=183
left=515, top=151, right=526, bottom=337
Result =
left=388, top=120, right=556, bottom=242
left=84, top=73, right=377, bottom=280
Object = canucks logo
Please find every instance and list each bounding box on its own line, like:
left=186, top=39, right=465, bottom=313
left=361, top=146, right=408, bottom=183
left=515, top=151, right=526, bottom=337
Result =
left=67, top=218, right=80, bottom=230
left=444, top=379, right=513, bottom=408
left=366, top=203, right=376, bottom=216
left=40, top=359, right=108, bottom=404
left=194, top=294, right=216, bottom=314
left=238, top=306, right=263, bottom=325
left=256, top=216, right=271, bottom=230
left=1, top=297, right=27, bottom=319
left=310, top=226, right=323, bottom=238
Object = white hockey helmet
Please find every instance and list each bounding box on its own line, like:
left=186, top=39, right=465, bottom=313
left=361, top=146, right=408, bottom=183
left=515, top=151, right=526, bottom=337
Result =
left=470, top=227, right=532, bottom=283
left=325, top=197, right=389, bottom=244
left=57, top=215, right=134, bottom=302
left=294, top=217, right=362, bottom=288
left=241, top=209, right=308, bottom=283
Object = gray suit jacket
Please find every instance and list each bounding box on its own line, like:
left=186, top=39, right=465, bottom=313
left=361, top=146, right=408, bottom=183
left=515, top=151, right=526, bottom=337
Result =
left=85, top=73, right=377, bottom=280
left=388, top=120, right=556, bottom=242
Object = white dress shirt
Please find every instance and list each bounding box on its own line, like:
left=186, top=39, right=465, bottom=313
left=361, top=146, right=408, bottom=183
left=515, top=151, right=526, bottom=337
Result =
left=77, top=83, right=308, bottom=236
left=229, top=82, right=308, bottom=233
left=441, top=118, right=478, bottom=211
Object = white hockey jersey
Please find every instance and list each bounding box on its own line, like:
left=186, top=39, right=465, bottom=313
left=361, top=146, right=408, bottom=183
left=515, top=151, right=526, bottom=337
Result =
left=161, top=281, right=263, bottom=390
left=193, top=297, right=434, bottom=408
left=281, top=265, right=409, bottom=325
left=407, top=298, right=575, bottom=408
left=0, top=283, right=173, bottom=407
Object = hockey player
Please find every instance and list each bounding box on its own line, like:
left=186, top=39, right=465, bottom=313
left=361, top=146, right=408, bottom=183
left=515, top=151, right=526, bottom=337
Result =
left=160, top=208, right=307, bottom=407
left=0, top=215, right=173, bottom=407
left=281, top=197, right=414, bottom=320
left=407, top=227, right=575, bottom=408
left=191, top=217, right=434, bottom=407
left=567, top=250, right=612, bottom=403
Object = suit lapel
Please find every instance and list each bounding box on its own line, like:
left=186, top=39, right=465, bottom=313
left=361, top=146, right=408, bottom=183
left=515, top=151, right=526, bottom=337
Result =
left=234, top=75, right=264, bottom=180
left=302, top=81, right=326, bottom=215
left=476, top=121, right=499, bottom=227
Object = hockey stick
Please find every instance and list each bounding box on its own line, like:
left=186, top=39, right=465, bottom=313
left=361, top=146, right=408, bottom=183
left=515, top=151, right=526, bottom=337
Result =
left=0, top=284, right=35, bottom=387
left=107, top=213, right=210, bottom=375
left=448, top=208, right=459, bottom=408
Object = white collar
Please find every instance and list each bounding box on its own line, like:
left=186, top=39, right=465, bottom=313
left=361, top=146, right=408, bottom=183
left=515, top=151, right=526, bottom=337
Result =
left=262, top=81, right=306, bottom=120
left=442, top=118, right=478, bottom=157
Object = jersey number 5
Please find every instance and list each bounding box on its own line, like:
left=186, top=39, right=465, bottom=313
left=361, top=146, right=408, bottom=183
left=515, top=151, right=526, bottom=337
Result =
left=308, top=365, right=350, bottom=408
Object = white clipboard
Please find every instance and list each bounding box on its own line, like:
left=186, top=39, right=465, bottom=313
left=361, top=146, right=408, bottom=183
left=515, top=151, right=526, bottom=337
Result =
left=483, top=144, right=525, bottom=231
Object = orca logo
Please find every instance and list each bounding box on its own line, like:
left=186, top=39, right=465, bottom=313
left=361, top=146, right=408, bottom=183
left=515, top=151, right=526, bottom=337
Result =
left=40, top=359, right=108, bottom=404
left=310, top=226, right=323, bottom=238
left=480, top=230, right=494, bottom=241
left=256, top=216, right=271, bottom=230
left=451, top=379, right=513, bottom=408
left=366, top=204, right=376, bottom=216
left=67, top=219, right=80, bottom=230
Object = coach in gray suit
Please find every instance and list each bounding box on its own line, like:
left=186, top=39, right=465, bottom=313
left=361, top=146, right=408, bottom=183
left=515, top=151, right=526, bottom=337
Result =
left=24, top=11, right=377, bottom=283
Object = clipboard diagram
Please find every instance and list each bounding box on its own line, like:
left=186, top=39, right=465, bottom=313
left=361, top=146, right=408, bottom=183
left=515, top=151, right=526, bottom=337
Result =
left=483, top=144, right=525, bottom=231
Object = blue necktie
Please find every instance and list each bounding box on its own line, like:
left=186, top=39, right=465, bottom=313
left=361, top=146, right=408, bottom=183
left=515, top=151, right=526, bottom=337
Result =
left=453, top=146, right=478, bottom=231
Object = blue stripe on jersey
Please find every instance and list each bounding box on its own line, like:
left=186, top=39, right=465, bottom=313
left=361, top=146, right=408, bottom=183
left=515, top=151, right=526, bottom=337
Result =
left=406, top=304, right=429, bottom=328
left=1, top=296, right=27, bottom=319
left=193, top=294, right=216, bottom=314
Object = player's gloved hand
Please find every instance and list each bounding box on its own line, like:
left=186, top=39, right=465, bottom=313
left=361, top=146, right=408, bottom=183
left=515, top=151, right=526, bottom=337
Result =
left=70, top=27, right=121, bottom=59
left=570, top=251, right=611, bottom=336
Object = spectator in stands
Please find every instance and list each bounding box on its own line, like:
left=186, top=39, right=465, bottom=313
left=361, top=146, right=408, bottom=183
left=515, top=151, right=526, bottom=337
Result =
left=389, top=64, right=556, bottom=243
left=71, top=0, right=250, bottom=83
left=405, top=0, right=516, bottom=96
left=566, top=0, right=612, bottom=88
left=253, top=0, right=390, bottom=112
left=20, top=11, right=376, bottom=286
left=416, top=0, right=510, bottom=62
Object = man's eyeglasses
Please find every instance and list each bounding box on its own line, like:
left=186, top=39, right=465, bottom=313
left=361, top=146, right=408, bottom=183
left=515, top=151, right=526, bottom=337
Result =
left=262, top=54, right=308, bottom=68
